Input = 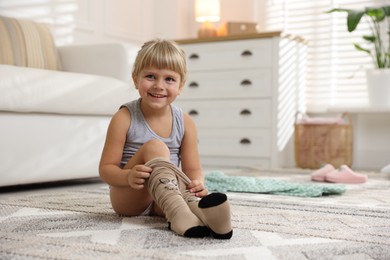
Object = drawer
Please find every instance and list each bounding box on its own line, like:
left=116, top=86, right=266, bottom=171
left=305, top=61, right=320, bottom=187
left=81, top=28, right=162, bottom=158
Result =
left=180, top=39, right=274, bottom=71
left=175, top=99, right=272, bottom=128
left=180, top=69, right=271, bottom=99
left=197, top=128, right=271, bottom=157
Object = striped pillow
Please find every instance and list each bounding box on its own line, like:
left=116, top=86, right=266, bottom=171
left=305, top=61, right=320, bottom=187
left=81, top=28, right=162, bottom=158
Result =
left=0, top=16, right=61, bottom=70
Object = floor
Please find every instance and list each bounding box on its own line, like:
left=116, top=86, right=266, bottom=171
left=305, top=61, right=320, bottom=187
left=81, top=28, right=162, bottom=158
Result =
left=1, top=167, right=389, bottom=260
left=0, top=177, right=104, bottom=199
left=1, top=166, right=388, bottom=199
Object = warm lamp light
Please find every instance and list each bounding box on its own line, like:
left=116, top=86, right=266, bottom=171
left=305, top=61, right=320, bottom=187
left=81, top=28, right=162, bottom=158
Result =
left=195, top=0, right=220, bottom=38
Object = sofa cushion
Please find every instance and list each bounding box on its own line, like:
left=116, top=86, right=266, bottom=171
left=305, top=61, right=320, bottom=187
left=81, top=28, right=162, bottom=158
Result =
left=0, top=16, right=61, bottom=70
left=0, top=65, right=139, bottom=116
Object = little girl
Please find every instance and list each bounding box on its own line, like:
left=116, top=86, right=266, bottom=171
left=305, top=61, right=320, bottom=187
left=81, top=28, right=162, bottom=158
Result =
left=99, top=39, right=232, bottom=239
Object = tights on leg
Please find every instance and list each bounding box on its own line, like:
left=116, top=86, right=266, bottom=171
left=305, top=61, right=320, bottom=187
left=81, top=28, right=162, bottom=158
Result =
left=147, top=158, right=233, bottom=239
left=145, top=158, right=209, bottom=238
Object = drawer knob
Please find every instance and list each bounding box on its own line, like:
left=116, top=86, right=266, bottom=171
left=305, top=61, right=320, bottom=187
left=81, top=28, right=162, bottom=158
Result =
left=189, top=82, right=199, bottom=88
left=241, top=50, right=253, bottom=57
left=188, top=110, right=199, bottom=116
left=189, top=53, right=200, bottom=60
left=240, top=138, right=251, bottom=145
left=240, top=79, right=252, bottom=86
left=240, top=109, right=252, bottom=115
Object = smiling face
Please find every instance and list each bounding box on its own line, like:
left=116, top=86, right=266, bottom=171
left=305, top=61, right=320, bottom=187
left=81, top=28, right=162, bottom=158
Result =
left=131, top=39, right=187, bottom=113
left=133, top=67, right=183, bottom=111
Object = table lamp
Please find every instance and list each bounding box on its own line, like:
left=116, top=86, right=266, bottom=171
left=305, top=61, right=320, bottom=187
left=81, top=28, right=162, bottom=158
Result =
left=195, top=0, right=220, bottom=38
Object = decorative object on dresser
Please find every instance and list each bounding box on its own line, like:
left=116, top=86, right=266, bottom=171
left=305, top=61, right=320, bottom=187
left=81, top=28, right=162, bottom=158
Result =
left=195, top=0, right=221, bottom=38
left=218, top=22, right=258, bottom=37
left=175, top=32, right=307, bottom=168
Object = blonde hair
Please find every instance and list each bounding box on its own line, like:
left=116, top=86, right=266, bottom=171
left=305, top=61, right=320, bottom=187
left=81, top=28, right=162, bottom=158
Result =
left=132, top=39, right=187, bottom=84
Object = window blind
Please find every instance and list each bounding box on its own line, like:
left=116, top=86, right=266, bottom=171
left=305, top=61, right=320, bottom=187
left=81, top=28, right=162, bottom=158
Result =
left=264, top=0, right=385, bottom=112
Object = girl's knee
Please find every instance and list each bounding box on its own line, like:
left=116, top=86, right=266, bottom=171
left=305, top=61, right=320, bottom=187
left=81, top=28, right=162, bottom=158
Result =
left=124, top=139, right=170, bottom=168
left=144, top=138, right=166, bottom=147
left=142, top=139, right=170, bottom=159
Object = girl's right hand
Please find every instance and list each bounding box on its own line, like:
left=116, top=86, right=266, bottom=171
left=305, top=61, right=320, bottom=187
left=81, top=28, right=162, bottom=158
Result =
left=127, top=165, right=152, bottom=190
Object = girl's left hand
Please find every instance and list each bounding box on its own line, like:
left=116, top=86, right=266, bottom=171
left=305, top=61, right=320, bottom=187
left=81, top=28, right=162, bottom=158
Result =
left=187, top=179, right=208, bottom=197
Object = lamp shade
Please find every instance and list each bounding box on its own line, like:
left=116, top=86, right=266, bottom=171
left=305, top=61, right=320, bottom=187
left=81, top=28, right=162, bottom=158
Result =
left=195, top=0, right=220, bottom=23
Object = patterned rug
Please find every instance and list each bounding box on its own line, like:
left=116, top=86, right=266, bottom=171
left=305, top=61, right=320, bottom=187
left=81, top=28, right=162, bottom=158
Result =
left=1, top=169, right=390, bottom=259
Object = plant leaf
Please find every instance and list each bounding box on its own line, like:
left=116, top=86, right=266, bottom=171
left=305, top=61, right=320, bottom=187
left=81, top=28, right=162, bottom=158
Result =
left=347, top=10, right=364, bottom=32
left=382, top=6, right=390, bottom=16
left=326, top=8, right=350, bottom=14
left=366, top=7, right=385, bottom=22
left=328, top=5, right=390, bottom=68
left=363, top=35, right=376, bottom=43
left=354, top=43, right=371, bottom=54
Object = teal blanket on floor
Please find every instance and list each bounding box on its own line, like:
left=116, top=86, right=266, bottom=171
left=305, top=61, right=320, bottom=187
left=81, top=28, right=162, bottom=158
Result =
left=205, top=171, right=346, bottom=197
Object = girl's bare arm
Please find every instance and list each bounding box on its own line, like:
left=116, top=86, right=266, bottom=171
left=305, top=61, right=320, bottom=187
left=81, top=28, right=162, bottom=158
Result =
left=180, top=113, right=207, bottom=196
left=99, top=108, right=132, bottom=187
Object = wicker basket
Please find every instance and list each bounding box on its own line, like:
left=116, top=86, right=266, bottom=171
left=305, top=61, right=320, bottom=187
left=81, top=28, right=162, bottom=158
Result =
left=294, top=112, right=353, bottom=169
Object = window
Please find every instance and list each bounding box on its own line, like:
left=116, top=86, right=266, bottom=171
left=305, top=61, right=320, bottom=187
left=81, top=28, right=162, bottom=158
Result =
left=264, top=0, right=386, bottom=112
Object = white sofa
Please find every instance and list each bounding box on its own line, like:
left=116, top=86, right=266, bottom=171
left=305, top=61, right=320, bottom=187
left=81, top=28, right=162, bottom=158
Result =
left=0, top=39, right=139, bottom=186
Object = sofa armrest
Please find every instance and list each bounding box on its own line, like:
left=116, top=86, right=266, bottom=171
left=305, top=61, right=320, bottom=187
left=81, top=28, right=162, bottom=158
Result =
left=58, top=43, right=138, bottom=82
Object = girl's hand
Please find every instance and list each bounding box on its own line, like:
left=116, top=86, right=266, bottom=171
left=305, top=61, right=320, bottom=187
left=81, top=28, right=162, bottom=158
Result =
left=187, top=179, right=208, bottom=197
left=127, top=165, right=152, bottom=190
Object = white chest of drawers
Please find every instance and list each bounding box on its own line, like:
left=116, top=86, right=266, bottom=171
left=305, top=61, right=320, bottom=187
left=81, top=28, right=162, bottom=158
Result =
left=175, top=33, right=307, bottom=168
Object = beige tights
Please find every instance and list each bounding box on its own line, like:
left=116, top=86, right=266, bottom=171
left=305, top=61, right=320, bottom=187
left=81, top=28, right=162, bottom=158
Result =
left=146, top=157, right=233, bottom=239
left=145, top=158, right=209, bottom=238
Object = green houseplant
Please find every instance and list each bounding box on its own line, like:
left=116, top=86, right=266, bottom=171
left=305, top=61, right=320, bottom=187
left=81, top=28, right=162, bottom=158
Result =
left=328, top=5, right=390, bottom=106
left=328, top=5, right=390, bottom=68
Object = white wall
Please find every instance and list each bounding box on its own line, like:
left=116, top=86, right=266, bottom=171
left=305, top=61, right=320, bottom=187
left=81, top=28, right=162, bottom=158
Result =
left=0, top=0, right=261, bottom=46
left=349, top=113, right=390, bottom=171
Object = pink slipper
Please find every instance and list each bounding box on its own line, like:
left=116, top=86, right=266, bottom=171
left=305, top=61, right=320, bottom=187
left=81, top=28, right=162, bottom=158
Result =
left=311, top=164, right=335, bottom=182
left=325, top=165, right=367, bottom=184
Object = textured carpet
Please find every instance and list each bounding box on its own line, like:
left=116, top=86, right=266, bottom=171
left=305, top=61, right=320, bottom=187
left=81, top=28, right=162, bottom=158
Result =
left=1, top=169, right=390, bottom=259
